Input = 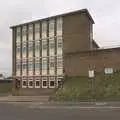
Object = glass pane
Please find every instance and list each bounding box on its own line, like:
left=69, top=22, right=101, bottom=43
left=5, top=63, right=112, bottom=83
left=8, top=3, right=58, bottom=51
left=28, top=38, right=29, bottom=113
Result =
left=42, top=40, right=47, bottom=50
left=43, top=81, right=47, bottom=86
left=50, top=81, right=55, bottom=86
left=36, top=81, right=40, bottom=86
left=29, top=81, right=33, bottom=86
left=23, top=81, right=27, bottom=86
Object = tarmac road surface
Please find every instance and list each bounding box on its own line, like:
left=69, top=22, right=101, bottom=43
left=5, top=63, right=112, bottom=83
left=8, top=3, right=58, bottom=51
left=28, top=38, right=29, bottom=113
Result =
left=1, top=102, right=120, bottom=120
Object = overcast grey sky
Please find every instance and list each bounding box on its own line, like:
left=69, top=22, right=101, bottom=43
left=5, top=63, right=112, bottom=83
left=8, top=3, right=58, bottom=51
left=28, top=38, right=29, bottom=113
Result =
left=0, top=0, right=120, bottom=74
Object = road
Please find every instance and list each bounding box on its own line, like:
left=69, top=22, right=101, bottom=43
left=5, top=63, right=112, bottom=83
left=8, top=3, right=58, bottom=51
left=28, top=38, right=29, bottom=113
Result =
left=0, top=103, right=120, bottom=120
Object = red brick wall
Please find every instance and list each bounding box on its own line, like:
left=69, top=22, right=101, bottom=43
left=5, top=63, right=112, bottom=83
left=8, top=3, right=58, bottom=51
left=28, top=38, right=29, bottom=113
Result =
left=64, top=48, right=120, bottom=76
left=63, top=12, right=93, bottom=54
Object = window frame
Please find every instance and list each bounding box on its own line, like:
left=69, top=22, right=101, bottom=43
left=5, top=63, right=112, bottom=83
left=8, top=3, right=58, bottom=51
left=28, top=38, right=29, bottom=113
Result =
left=57, top=57, right=63, bottom=68
left=49, top=19, right=55, bottom=36
left=28, top=79, right=34, bottom=88
left=22, top=80, right=27, bottom=88
left=42, top=21, right=47, bottom=38
left=42, top=77, right=48, bottom=88
left=42, top=57, right=47, bottom=70
left=35, top=78, right=40, bottom=88
left=49, top=39, right=55, bottom=50
left=49, top=76, right=55, bottom=88
left=42, top=40, right=47, bottom=50
left=56, top=17, right=63, bottom=35
left=49, top=57, right=55, bottom=69
left=57, top=77, right=63, bottom=87
left=28, top=41, right=33, bottom=52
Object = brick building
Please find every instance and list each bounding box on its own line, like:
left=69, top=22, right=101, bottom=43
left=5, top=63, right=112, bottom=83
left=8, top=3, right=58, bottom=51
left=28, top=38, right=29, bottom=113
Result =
left=10, top=9, right=104, bottom=95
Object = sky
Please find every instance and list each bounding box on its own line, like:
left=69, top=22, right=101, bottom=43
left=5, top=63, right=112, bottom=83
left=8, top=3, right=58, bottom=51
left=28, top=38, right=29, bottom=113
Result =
left=0, top=0, right=120, bottom=74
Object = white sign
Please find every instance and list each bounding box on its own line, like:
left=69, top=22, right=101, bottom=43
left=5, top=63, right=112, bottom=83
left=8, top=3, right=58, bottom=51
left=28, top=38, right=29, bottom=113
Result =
left=104, top=68, right=113, bottom=74
left=88, top=70, right=95, bottom=78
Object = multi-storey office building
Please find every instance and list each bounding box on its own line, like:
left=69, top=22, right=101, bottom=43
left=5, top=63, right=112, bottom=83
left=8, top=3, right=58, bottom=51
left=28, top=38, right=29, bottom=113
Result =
left=10, top=9, right=96, bottom=95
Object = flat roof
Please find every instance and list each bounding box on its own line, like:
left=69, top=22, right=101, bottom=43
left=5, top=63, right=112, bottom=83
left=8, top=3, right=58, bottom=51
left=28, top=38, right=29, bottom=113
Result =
left=10, top=8, right=94, bottom=29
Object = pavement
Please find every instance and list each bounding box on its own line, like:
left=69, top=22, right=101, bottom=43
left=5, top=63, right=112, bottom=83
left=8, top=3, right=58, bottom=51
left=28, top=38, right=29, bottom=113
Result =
left=2, top=95, right=120, bottom=109
left=0, top=95, right=49, bottom=102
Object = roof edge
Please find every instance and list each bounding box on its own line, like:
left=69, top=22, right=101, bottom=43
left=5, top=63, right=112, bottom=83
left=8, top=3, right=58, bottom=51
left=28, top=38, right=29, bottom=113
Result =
left=10, top=8, right=94, bottom=29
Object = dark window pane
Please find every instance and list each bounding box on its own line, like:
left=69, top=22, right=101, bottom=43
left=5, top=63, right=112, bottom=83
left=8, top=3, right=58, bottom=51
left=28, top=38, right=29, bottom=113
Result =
left=23, top=81, right=27, bottom=86
left=50, top=81, right=55, bottom=87
left=29, top=81, right=33, bottom=86
left=36, top=81, right=40, bottom=86
left=43, top=81, right=47, bottom=86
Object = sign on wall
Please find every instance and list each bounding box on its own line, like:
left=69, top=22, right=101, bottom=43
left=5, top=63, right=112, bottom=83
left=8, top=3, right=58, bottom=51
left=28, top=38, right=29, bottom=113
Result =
left=104, top=68, right=113, bottom=74
left=88, top=70, right=95, bottom=78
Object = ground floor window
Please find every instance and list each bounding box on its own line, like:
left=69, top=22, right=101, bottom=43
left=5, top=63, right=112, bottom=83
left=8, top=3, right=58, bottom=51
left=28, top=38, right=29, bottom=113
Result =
left=57, top=77, right=63, bottom=87
left=22, top=78, right=27, bottom=88
left=42, top=77, right=48, bottom=88
left=28, top=79, right=33, bottom=88
left=35, top=80, right=40, bottom=88
left=49, top=76, right=55, bottom=88
left=50, top=81, right=55, bottom=88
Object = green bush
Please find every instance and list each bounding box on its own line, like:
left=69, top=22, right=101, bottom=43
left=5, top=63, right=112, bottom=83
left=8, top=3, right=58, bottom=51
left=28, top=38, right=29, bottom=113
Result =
left=51, top=73, right=120, bottom=101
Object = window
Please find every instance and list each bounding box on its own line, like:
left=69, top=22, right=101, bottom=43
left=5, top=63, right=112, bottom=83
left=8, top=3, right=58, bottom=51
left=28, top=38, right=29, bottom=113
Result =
left=56, top=17, right=63, bottom=35
left=57, top=57, right=63, bottom=68
left=50, top=81, right=55, bottom=88
left=22, top=80, right=27, bottom=88
left=57, top=37, right=63, bottom=48
left=22, top=59, right=27, bottom=70
left=22, top=63, right=27, bottom=70
left=28, top=42, right=33, bottom=52
left=16, top=27, right=21, bottom=37
left=49, top=20, right=54, bottom=30
left=22, top=26, right=27, bottom=36
left=35, top=23, right=40, bottom=33
left=42, top=58, right=47, bottom=69
left=35, top=41, right=40, bottom=51
left=16, top=42, right=21, bottom=53
left=36, top=81, right=40, bottom=86
left=42, top=40, right=47, bottom=50
left=28, top=80, right=33, bottom=88
left=42, top=77, right=47, bottom=88
left=23, top=81, right=27, bottom=86
left=42, top=21, right=47, bottom=33
left=28, top=24, right=33, bottom=34
left=42, top=21, right=47, bottom=38
left=35, top=80, right=40, bottom=88
left=49, top=76, right=55, bottom=88
left=49, top=39, right=55, bottom=49
left=22, top=43, right=27, bottom=53
left=28, top=61, right=33, bottom=69
left=16, top=64, right=20, bottom=70
left=49, top=57, right=55, bottom=68
left=35, top=59, right=40, bottom=69
left=49, top=19, right=54, bottom=36
left=16, top=47, right=21, bottom=53
left=16, top=59, right=21, bottom=70
left=43, top=81, right=47, bottom=87
left=57, top=77, right=63, bottom=87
